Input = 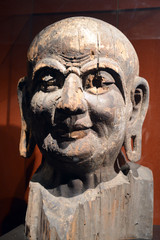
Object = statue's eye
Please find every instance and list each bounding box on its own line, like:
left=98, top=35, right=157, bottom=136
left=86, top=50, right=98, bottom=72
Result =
left=34, top=68, right=64, bottom=92
left=84, top=70, right=115, bottom=94
left=40, top=75, right=58, bottom=92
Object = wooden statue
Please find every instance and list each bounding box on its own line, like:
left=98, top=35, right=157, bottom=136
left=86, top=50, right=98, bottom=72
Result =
left=17, top=17, right=153, bottom=240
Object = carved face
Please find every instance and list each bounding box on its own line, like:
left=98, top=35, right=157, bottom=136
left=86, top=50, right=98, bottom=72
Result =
left=30, top=62, right=126, bottom=173
left=19, top=17, right=149, bottom=176
left=29, top=58, right=128, bottom=174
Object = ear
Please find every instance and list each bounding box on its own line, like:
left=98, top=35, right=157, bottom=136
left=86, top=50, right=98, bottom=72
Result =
left=17, top=77, right=36, bottom=158
left=124, top=76, right=149, bottom=162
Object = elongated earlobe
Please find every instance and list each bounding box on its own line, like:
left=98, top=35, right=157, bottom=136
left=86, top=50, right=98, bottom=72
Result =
left=17, top=77, right=36, bottom=157
left=124, top=76, right=149, bottom=162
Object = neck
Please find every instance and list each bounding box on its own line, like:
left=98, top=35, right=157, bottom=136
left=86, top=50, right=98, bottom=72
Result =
left=31, top=158, right=117, bottom=197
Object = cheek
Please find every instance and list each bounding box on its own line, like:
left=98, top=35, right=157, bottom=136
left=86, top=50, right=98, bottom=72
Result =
left=30, top=90, right=61, bottom=113
left=84, top=89, right=126, bottom=123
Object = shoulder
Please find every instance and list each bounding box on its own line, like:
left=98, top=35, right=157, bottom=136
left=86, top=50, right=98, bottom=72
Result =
left=128, top=162, right=153, bottom=181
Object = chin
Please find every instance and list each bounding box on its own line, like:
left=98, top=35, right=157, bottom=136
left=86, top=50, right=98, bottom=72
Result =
left=45, top=145, right=107, bottom=173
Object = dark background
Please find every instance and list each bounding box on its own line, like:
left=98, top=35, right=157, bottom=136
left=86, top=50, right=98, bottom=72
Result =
left=0, top=0, right=160, bottom=236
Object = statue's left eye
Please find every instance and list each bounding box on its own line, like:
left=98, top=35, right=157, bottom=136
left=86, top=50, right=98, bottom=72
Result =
left=84, top=70, right=115, bottom=94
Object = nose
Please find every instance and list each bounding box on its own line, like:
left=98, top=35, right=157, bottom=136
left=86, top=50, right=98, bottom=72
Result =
left=56, top=73, right=87, bottom=114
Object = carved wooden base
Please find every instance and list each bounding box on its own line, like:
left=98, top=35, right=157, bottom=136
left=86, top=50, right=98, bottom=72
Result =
left=25, top=166, right=153, bottom=240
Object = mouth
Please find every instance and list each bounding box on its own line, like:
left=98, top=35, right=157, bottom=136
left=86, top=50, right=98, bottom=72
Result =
left=61, top=129, right=88, bottom=139
left=52, top=124, right=90, bottom=142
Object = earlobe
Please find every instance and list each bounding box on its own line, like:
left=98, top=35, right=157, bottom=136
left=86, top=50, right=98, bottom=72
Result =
left=17, top=77, right=36, bottom=158
left=124, top=76, right=149, bottom=162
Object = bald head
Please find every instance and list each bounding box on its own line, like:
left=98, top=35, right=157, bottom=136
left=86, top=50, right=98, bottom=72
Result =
left=28, top=17, right=139, bottom=87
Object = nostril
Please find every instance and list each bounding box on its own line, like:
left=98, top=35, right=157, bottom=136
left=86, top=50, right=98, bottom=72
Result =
left=53, top=108, right=83, bottom=126
left=54, top=108, right=68, bottom=124
left=56, top=105, right=85, bottom=116
left=56, top=92, right=87, bottom=115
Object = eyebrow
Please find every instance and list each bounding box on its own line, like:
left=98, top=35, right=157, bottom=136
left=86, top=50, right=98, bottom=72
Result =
left=32, top=58, right=66, bottom=79
left=81, top=57, right=123, bottom=76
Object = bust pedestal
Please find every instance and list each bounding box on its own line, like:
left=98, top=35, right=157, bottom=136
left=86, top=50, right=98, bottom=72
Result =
left=25, top=165, right=153, bottom=240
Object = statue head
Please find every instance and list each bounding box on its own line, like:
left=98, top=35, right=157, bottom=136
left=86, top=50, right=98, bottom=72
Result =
left=18, top=17, right=149, bottom=189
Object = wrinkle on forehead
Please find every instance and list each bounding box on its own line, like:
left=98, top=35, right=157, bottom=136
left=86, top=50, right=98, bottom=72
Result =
left=28, top=18, right=114, bottom=61
left=28, top=17, right=139, bottom=87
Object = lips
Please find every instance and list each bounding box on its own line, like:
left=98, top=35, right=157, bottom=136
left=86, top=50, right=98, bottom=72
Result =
left=53, top=124, right=90, bottom=141
left=61, top=130, right=87, bottom=139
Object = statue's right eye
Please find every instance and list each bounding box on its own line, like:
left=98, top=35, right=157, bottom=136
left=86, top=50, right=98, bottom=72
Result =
left=34, top=68, right=64, bottom=92
left=40, top=75, right=58, bottom=92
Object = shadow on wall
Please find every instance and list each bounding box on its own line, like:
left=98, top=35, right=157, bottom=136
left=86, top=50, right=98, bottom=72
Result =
left=0, top=125, right=36, bottom=235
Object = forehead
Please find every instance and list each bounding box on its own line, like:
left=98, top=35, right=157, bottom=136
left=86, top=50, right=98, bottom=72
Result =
left=28, top=17, right=139, bottom=87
